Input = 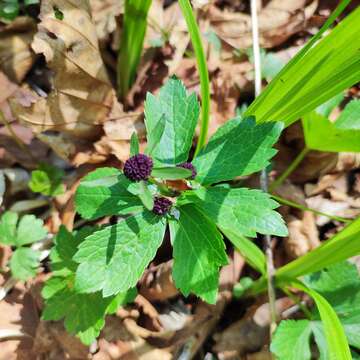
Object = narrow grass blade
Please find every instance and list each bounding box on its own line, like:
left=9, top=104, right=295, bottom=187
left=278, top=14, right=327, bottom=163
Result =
left=178, top=0, right=210, bottom=155
left=117, top=0, right=152, bottom=99
left=245, top=1, right=360, bottom=126
left=292, top=280, right=352, bottom=360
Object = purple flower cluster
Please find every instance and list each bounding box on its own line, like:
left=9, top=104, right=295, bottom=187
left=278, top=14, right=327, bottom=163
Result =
left=123, top=154, right=153, bottom=182
left=178, top=162, right=197, bottom=179
left=152, top=196, right=172, bottom=216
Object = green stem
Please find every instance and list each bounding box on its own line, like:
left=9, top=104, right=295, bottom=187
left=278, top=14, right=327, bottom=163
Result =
left=269, top=147, right=310, bottom=192
left=271, top=194, right=351, bottom=223
left=282, top=286, right=312, bottom=319
left=178, top=0, right=210, bottom=156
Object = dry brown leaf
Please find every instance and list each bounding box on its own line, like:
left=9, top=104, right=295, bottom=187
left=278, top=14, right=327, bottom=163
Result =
left=209, top=0, right=318, bottom=49
left=12, top=0, right=115, bottom=138
left=0, top=17, right=36, bottom=83
left=214, top=298, right=293, bottom=356
left=284, top=212, right=320, bottom=258
left=90, top=0, right=124, bottom=41
left=139, top=261, right=179, bottom=302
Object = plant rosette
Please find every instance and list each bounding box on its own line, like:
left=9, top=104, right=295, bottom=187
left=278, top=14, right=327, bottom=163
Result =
left=42, top=78, right=288, bottom=344
left=72, top=78, right=288, bottom=303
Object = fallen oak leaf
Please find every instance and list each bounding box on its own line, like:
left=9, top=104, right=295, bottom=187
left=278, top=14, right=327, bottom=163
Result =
left=12, top=0, right=115, bottom=138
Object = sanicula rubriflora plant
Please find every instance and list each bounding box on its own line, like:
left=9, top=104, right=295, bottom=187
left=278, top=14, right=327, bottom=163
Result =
left=39, top=1, right=360, bottom=357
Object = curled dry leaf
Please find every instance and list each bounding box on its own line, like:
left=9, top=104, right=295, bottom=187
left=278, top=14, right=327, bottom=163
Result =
left=284, top=212, right=320, bottom=259
left=139, top=261, right=179, bottom=302
left=0, top=17, right=36, bottom=83
left=214, top=298, right=293, bottom=356
left=209, top=0, right=318, bottom=49
left=89, top=0, right=124, bottom=41
left=12, top=0, right=115, bottom=138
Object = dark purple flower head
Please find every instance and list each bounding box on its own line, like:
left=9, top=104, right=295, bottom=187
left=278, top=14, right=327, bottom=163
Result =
left=178, top=162, right=197, bottom=179
left=124, top=154, right=153, bottom=182
left=152, top=196, right=172, bottom=216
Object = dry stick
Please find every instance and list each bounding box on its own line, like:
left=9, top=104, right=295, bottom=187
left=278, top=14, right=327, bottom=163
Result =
left=250, top=0, right=278, bottom=336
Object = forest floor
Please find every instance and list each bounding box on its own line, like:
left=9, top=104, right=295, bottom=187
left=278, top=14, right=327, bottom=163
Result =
left=0, top=0, right=359, bottom=359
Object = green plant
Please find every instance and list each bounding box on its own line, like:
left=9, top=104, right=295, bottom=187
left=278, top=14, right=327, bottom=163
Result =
left=0, top=211, right=47, bottom=280
left=117, top=0, right=152, bottom=99
left=42, top=77, right=288, bottom=343
left=29, top=163, right=65, bottom=196
left=271, top=261, right=360, bottom=359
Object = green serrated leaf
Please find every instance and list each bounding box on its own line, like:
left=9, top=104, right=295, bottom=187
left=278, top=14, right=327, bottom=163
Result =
left=15, top=214, right=47, bottom=246
left=138, top=181, right=154, bottom=210
left=169, top=204, right=228, bottom=304
left=271, top=320, right=312, bottom=360
left=50, top=226, right=97, bottom=276
left=336, top=99, right=360, bottom=130
left=74, top=211, right=166, bottom=296
left=75, top=167, right=144, bottom=220
left=193, top=117, right=282, bottom=185
left=145, top=114, right=166, bottom=156
left=42, top=278, right=134, bottom=345
left=0, top=211, right=18, bottom=245
left=29, top=163, right=65, bottom=196
left=151, top=167, right=192, bottom=180
left=0, top=211, right=47, bottom=247
left=10, top=247, right=40, bottom=280
left=144, top=78, right=200, bottom=165
left=130, top=132, right=140, bottom=156
left=183, top=187, right=288, bottom=237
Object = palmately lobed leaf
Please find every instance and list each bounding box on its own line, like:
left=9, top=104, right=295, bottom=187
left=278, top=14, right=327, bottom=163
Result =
left=75, top=167, right=144, bottom=220
left=0, top=211, right=47, bottom=247
left=193, top=117, right=283, bottom=185
left=10, top=247, right=41, bottom=281
left=42, top=276, right=136, bottom=345
left=73, top=211, right=167, bottom=297
left=182, top=186, right=288, bottom=237
left=169, top=204, right=228, bottom=304
left=144, top=78, right=200, bottom=166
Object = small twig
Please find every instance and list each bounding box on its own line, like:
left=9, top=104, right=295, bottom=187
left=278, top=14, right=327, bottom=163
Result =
left=269, top=147, right=310, bottom=192
left=250, top=0, right=278, bottom=336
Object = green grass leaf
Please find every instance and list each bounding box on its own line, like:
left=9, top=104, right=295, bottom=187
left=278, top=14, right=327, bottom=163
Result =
left=10, top=247, right=40, bottom=281
left=75, top=168, right=143, bottom=220
left=304, top=261, right=360, bottom=349
left=144, top=78, right=200, bottom=166
left=29, top=163, right=65, bottom=196
left=183, top=186, right=288, bottom=237
left=293, top=279, right=352, bottom=360
left=169, top=204, right=228, bottom=303
left=272, top=262, right=360, bottom=360
left=335, top=99, right=360, bottom=130
left=271, top=320, right=312, bottom=360
left=74, top=212, right=166, bottom=296
left=276, top=217, right=360, bottom=282
left=245, top=4, right=360, bottom=126
left=0, top=211, right=47, bottom=247
left=193, top=117, right=282, bottom=185
left=151, top=167, right=193, bottom=180
left=223, top=230, right=266, bottom=275
left=117, top=0, right=152, bottom=98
